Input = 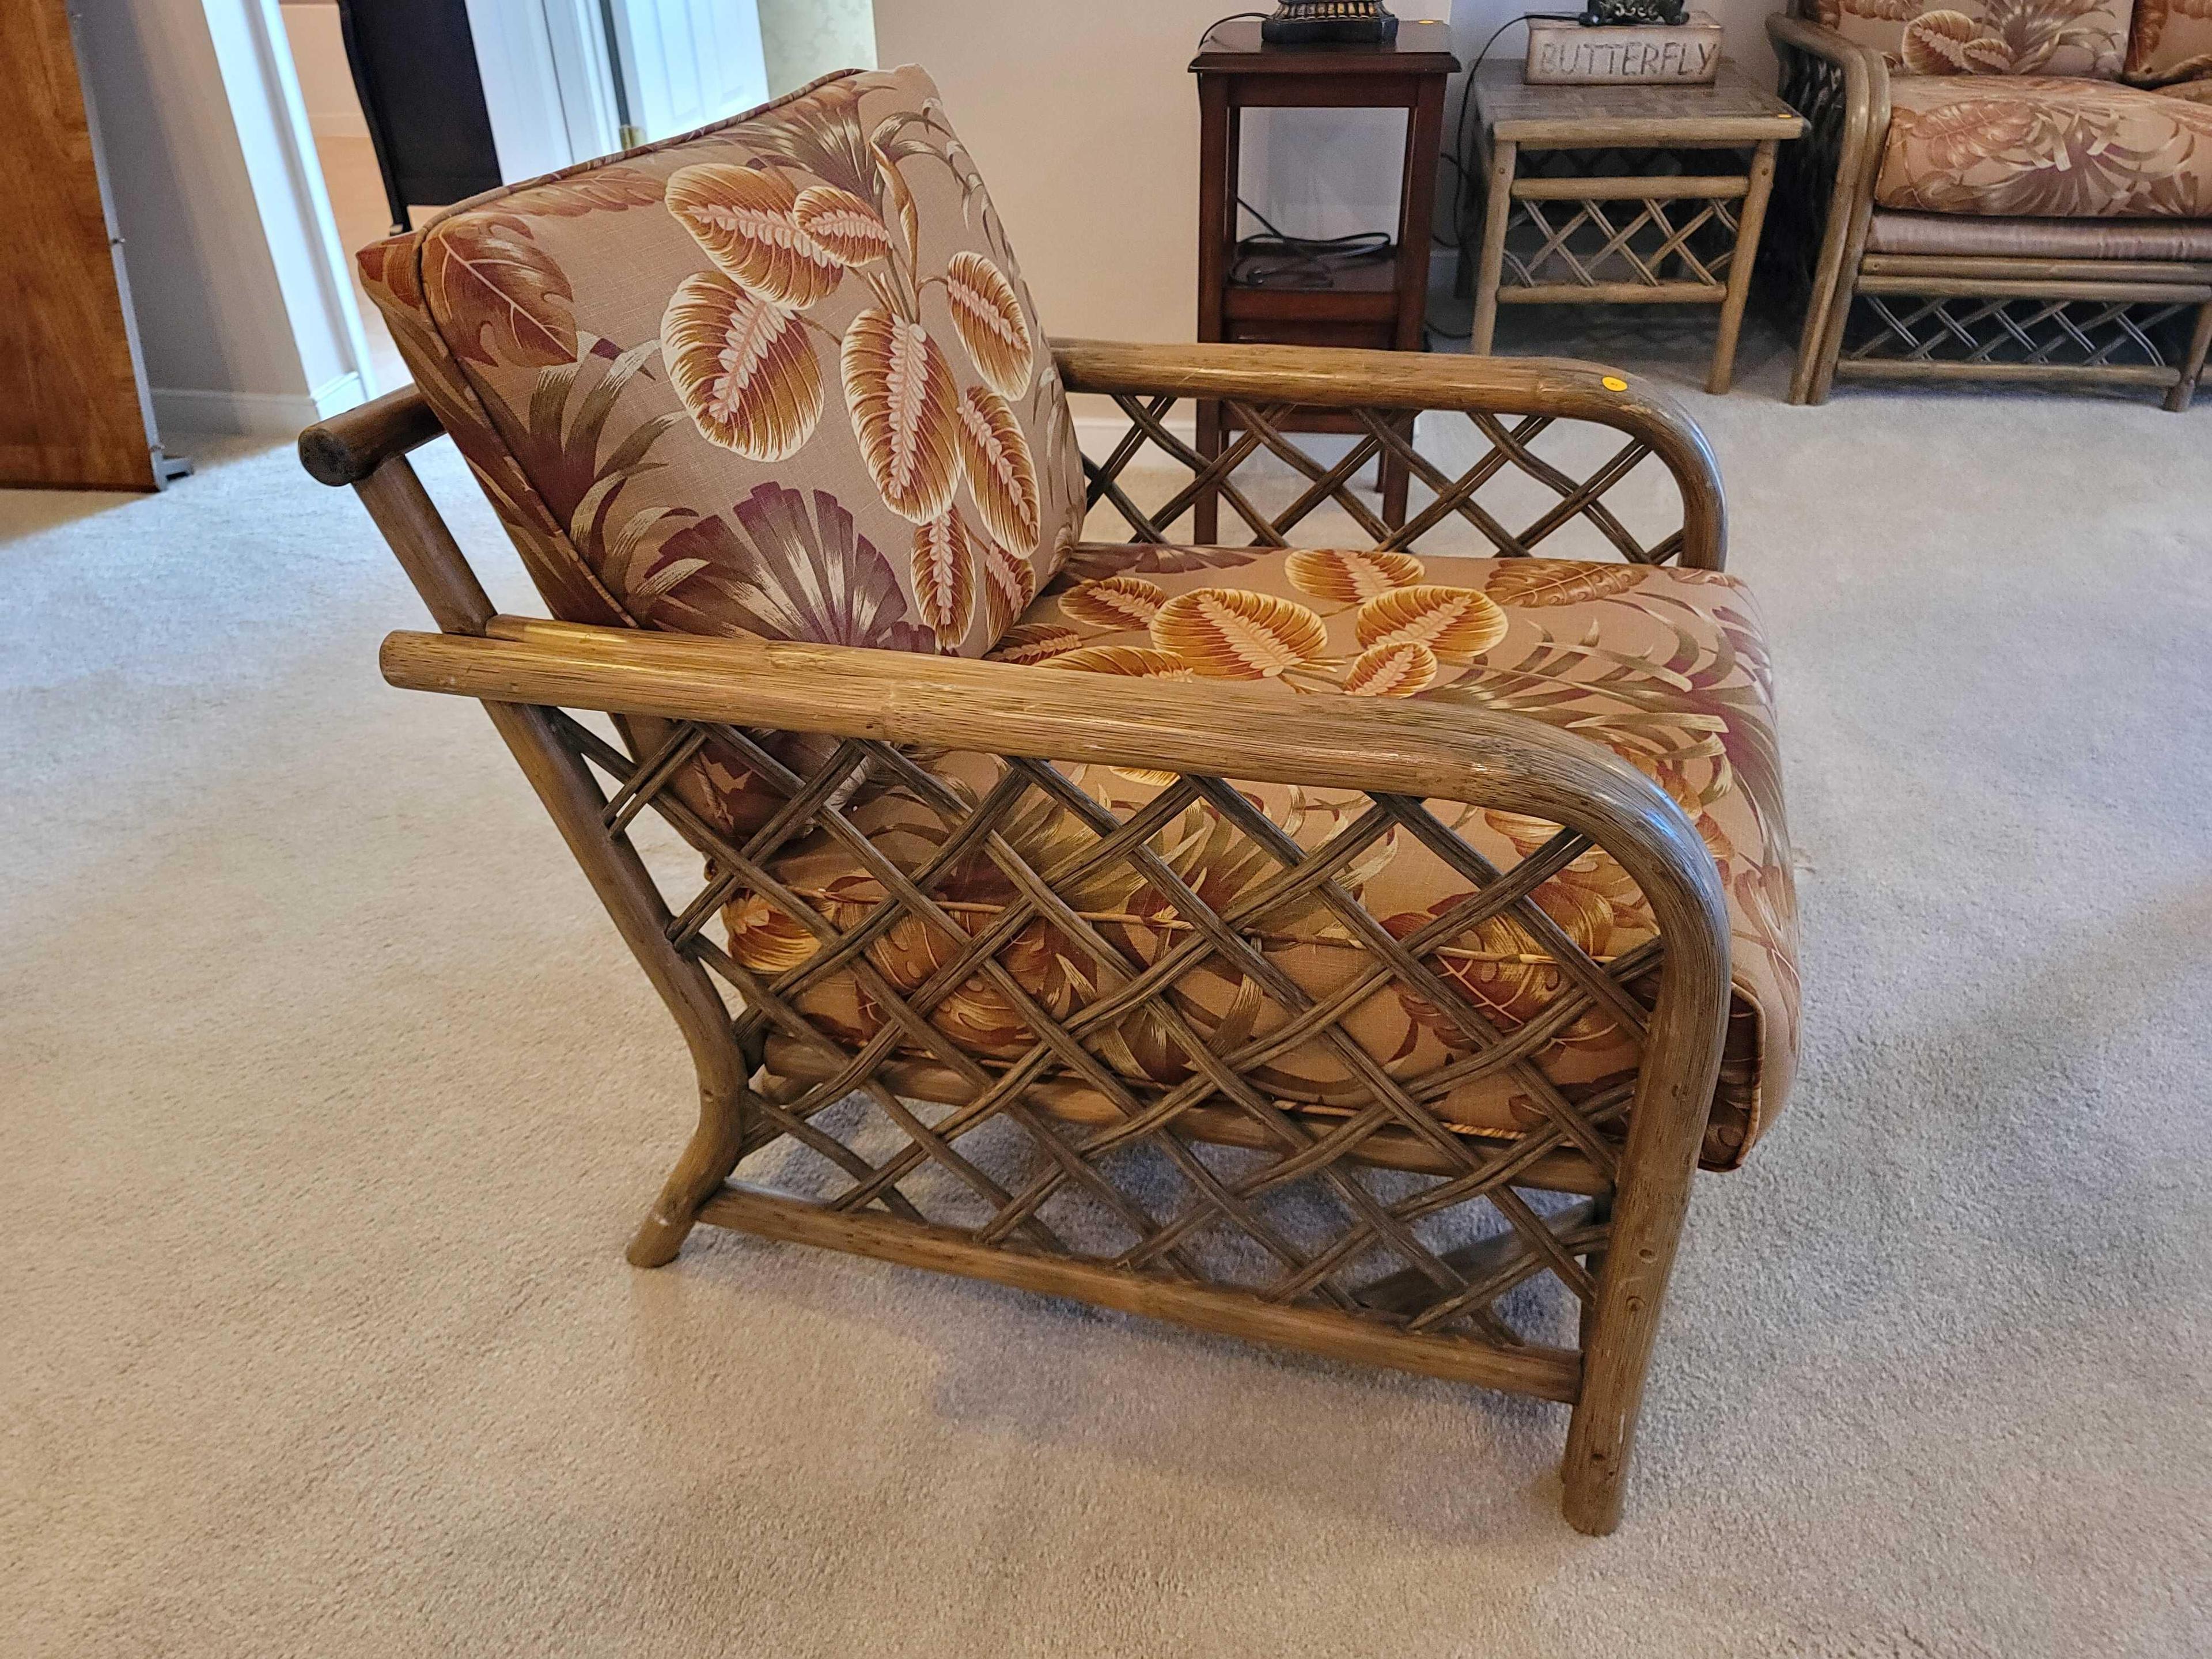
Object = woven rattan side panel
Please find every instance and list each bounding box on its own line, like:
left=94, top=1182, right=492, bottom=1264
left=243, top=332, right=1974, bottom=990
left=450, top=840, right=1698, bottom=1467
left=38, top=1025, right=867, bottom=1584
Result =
left=551, top=707, right=1650, bottom=1377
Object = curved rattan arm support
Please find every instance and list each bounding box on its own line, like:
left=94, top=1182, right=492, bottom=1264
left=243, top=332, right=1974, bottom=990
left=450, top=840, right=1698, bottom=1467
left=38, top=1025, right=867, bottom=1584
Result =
left=1767, top=16, right=1891, bottom=404
left=381, top=614, right=1733, bottom=1533
left=1052, top=338, right=1727, bottom=569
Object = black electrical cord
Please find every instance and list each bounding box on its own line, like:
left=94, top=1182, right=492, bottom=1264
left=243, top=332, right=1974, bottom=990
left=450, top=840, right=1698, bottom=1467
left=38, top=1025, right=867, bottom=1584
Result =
left=1196, top=12, right=1270, bottom=51
left=1426, top=12, right=1578, bottom=342
left=1437, top=12, right=1580, bottom=253
left=1232, top=195, right=1395, bottom=289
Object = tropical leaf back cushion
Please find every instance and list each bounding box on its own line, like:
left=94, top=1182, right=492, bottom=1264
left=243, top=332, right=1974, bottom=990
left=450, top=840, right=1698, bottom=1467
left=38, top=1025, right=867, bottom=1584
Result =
left=355, top=66, right=1084, bottom=656
left=1809, top=0, right=2136, bottom=77
left=2126, top=0, right=2212, bottom=85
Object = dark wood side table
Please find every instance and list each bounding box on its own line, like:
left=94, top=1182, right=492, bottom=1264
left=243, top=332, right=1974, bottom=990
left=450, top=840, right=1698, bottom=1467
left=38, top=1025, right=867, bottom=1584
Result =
left=1468, top=60, right=1805, bottom=394
left=1189, top=20, right=1459, bottom=538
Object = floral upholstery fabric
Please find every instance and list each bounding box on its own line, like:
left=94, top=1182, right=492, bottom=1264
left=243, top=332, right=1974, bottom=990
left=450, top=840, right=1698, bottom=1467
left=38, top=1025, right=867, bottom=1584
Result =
left=1812, top=0, right=2135, bottom=78
left=1874, top=74, right=2212, bottom=213
left=747, top=547, right=1799, bottom=1171
left=2126, top=0, right=2212, bottom=85
left=357, top=66, right=1085, bottom=653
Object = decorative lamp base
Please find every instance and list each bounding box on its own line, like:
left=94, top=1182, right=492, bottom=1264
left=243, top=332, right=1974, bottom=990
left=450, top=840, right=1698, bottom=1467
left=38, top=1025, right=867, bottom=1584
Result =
left=1262, top=4, right=1402, bottom=46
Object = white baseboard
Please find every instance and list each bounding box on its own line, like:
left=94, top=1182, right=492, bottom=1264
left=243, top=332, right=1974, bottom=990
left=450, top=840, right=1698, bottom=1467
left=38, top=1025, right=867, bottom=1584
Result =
left=1073, top=413, right=1196, bottom=447
left=154, top=372, right=366, bottom=438
left=312, top=371, right=369, bottom=418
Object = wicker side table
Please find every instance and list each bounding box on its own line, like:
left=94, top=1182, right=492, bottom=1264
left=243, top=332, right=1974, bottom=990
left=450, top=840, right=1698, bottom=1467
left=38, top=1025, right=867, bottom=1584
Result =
left=1468, top=60, right=1805, bottom=393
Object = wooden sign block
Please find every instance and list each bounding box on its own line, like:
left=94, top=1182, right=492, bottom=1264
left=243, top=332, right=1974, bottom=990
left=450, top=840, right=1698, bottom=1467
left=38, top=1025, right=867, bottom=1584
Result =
left=1524, top=14, right=1724, bottom=84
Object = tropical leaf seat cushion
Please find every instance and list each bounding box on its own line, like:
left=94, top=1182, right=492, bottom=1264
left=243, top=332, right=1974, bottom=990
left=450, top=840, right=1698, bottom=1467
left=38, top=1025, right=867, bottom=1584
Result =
left=750, top=549, right=1799, bottom=1171
left=355, top=66, right=1086, bottom=652
left=1873, top=73, right=2212, bottom=213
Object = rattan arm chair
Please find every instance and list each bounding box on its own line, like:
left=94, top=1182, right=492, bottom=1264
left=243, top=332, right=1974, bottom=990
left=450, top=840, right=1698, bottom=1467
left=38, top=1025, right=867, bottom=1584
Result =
left=303, top=339, right=1751, bottom=1535
left=1768, top=9, right=2212, bottom=410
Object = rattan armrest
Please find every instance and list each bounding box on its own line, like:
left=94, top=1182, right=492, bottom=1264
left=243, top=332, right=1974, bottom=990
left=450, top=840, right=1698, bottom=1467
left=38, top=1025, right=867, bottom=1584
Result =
left=1767, top=13, right=1891, bottom=87
left=298, top=384, right=443, bottom=486
left=1766, top=14, right=1891, bottom=176
left=1050, top=338, right=1726, bottom=567
left=387, top=615, right=1726, bottom=913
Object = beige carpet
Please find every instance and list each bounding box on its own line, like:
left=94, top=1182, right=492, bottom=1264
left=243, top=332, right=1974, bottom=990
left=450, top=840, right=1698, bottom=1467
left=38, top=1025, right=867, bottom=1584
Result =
left=5, top=342, right=2210, bottom=1656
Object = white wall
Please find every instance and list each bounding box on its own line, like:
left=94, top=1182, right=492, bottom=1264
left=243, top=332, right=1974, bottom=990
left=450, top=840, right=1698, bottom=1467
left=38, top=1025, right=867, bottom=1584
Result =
left=872, top=0, right=1783, bottom=344
left=759, top=0, right=875, bottom=95
left=76, top=0, right=370, bottom=437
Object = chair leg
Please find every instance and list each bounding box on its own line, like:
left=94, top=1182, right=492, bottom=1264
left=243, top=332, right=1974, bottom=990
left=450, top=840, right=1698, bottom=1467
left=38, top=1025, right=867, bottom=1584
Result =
left=1578, top=1196, right=1613, bottom=1351
left=475, top=702, right=756, bottom=1270
left=1558, top=1074, right=1710, bottom=1533
left=1560, top=1226, right=1679, bottom=1536
left=2166, top=301, right=2212, bottom=413
left=349, top=457, right=760, bottom=1270
left=1787, top=278, right=1832, bottom=406
left=628, top=1078, right=752, bottom=1267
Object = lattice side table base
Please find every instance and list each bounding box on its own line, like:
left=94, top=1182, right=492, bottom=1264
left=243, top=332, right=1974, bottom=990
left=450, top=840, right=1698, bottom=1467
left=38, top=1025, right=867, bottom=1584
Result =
left=1473, top=142, right=1787, bottom=394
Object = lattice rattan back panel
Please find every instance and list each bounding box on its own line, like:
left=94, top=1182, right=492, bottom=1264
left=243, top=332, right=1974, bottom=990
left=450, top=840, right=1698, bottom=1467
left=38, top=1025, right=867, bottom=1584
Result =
left=1077, top=395, right=1690, bottom=567
left=559, top=706, right=1641, bottom=1362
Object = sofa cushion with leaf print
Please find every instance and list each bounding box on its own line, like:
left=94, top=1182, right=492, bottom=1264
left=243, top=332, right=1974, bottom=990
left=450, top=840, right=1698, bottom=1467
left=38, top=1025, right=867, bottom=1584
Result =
left=1874, top=74, right=2212, bottom=213
left=1812, top=0, right=2137, bottom=77
left=744, top=547, right=1798, bottom=1172
left=355, top=66, right=1085, bottom=656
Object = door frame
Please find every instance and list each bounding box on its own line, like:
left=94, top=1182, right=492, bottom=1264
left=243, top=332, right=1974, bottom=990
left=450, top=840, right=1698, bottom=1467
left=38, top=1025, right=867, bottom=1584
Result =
left=460, top=0, right=623, bottom=178
left=467, top=0, right=775, bottom=172
left=180, top=0, right=376, bottom=433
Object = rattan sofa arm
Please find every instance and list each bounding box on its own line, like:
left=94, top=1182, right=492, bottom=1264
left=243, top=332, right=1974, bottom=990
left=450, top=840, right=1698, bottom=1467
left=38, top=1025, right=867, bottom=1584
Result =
left=1767, top=16, right=1890, bottom=182
left=1767, top=13, right=1891, bottom=90
left=1051, top=337, right=1726, bottom=567
left=1760, top=15, right=1884, bottom=396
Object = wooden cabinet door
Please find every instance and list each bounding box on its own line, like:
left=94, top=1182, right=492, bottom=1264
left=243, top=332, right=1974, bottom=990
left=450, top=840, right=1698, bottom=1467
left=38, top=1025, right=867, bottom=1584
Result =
left=0, top=0, right=162, bottom=491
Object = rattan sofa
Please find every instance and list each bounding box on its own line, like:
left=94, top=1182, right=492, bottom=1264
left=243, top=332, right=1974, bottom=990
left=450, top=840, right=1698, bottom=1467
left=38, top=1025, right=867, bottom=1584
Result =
left=300, top=66, right=1800, bottom=1533
left=1768, top=0, right=2212, bottom=407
